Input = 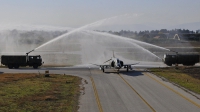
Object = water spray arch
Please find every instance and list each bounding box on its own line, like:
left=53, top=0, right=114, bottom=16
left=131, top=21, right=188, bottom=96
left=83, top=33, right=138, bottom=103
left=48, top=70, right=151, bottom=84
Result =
left=27, top=14, right=171, bottom=66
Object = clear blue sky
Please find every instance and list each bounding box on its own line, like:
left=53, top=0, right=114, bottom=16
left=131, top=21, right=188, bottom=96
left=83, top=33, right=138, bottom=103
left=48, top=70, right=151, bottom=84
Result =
left=0, top=0, right=199, bottom=28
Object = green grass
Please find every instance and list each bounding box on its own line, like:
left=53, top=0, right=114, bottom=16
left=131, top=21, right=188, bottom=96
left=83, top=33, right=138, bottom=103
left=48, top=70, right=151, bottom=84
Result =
left=0, top=74, right=81, bottom=112
left=149, top=68, right=200, bottom=94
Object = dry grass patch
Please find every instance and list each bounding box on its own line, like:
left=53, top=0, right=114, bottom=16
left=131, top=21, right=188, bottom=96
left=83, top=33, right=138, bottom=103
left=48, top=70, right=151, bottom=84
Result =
left=0, top=73, right=82, bottom=112
left=149, top=67, right=200, bottom=94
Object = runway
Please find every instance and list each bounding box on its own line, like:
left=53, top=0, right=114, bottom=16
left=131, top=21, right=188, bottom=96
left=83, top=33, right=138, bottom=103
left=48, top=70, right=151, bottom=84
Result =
left=0, top=67, right=199, bottom=112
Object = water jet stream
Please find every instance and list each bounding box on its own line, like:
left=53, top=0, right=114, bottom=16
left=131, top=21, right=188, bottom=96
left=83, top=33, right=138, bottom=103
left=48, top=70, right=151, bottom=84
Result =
left=128, top=42, right=162, bottom=60
left=85, top=30, right=163, bottom=59
left=32, top=14, right=139, bottom=52
left=90, top=31, right=171, bottom=52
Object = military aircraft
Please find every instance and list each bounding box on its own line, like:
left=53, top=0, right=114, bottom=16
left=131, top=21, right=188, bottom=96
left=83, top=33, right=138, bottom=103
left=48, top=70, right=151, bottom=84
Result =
left=93, top=51, right=139, bottom=73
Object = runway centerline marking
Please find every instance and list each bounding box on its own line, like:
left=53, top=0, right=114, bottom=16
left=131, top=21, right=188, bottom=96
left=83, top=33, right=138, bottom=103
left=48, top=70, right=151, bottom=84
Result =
left=119, top=74, right=156, bottom=112
left=144, top=72, right=200, bottom=108
left=90, top=76, right=104, bottom=112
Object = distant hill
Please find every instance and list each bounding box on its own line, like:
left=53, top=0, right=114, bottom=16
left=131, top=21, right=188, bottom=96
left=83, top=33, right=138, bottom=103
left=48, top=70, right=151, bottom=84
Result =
left=168, top=22, right=200, bottom=31
left=94, top=22, right=200, bottom=32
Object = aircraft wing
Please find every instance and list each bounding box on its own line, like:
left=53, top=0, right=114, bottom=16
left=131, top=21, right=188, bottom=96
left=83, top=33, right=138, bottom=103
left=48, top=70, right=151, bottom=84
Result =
left=91, top=63, right=111, bottom=72
left=91, top=64, right=111, bottom=68
left=123, top=62, right=140, bottom=66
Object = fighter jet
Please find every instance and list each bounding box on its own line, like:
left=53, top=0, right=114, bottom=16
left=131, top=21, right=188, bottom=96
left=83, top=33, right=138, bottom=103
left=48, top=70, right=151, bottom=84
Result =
left=93, top=51, right=139, bottom=73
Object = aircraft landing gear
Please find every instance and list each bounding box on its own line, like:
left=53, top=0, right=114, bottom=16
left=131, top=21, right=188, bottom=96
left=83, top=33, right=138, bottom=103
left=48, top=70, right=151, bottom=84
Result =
left=102, top=66, right=105, bottom=73
left=127, top=65, right=132, bottom=72
left=100, top=66, right=105, bottom=73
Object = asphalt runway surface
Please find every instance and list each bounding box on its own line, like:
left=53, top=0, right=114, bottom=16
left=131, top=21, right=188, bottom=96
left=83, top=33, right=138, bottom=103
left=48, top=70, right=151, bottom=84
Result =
left=0, top=67, right=200, bottom=112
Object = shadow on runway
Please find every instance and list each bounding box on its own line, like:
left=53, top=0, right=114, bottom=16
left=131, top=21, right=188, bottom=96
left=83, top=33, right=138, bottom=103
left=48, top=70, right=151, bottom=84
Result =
left=103, top=69, right=146, bottom=77
left=120, top=71, right=144, bottom=77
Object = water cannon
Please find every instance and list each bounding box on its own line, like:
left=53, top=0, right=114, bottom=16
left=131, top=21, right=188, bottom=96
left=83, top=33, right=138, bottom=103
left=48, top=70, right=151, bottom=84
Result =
left=25, top=49, right=35, bottom=62
left=26, top=49, right=35, bottom=56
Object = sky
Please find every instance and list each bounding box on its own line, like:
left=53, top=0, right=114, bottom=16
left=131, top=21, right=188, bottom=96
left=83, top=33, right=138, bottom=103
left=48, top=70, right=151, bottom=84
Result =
left=0, top=0, right=200, bottom=30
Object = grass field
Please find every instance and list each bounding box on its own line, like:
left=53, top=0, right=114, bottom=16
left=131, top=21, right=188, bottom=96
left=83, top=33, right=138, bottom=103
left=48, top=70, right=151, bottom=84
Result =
left=149, top=67, right=200, bottom=94
left=0, top=73, right=81, bottom=112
